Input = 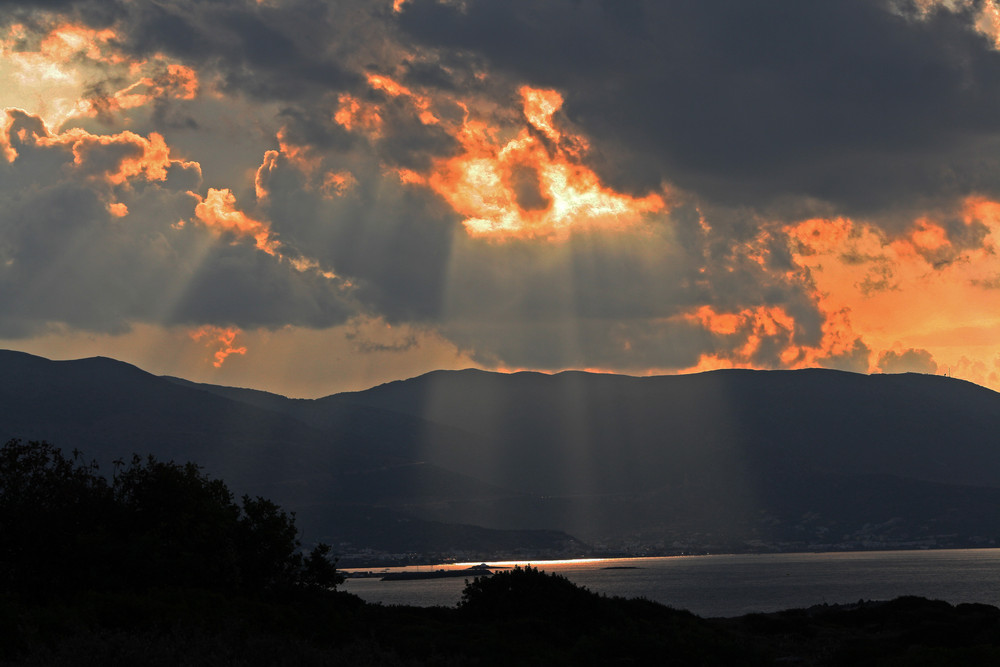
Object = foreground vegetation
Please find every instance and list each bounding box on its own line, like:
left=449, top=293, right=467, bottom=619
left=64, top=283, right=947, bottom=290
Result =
left=3, top=440, right=1000, bottom=665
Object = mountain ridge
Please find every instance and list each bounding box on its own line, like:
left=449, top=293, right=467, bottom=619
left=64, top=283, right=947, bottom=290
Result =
left=4, top=348, right=1000, bottom=560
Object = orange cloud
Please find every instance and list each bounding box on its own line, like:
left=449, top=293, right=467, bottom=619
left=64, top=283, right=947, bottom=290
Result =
left=333, top=93, right=383, bottom=136
left=685, top=305, right=744, bottom=335
left=684, top=305, right=798, bottom=365
left=321, top=170, right=357, bottom=198
left=191, top=188, right=280, bottom=255
left=681, top=302, right=870, bottom=374
left=0, top=111, right=17, bottom=163
left=521, top=87, right=563, bottom=141
left=90, top=63, right=200, bottom=117
left=164, top=63, right=199, bottom=100
left=0, top=24, right=134, bottom=129
left=2, top=23, right=201, bottom=129
left=23, top=124, right=198, bottom=193
left=422, top=87, right=666, bottom=240
left=965, top=195, right=1000, bottom=223
left=393, top=167, right=426, bottom=186
left=0, top=23, right=118, bottom=73
left=886, top=217, right=976, bottom=268
left=190, top=326, right=247, bottom=368
left=58, top=129, right=170, bottom=184
left=275, top=125, right=322, bottom=176
left=912, top=0, right=1000, bottom=49
left=3, top=109, right=201, bottom=214
left=334, top=77, right=668, bottom=240
left=366, top=73, right=439, bottom=125
left=253, top=128, right=356, bottom=200
left=38, top=24, right=119, bottom=64
left=785, top=216, right=854, bottom=255
left=254, top=149, right=280, bottom=200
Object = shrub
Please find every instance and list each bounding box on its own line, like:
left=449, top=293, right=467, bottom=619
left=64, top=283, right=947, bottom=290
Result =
left=0, top=439, right=342, bottom=600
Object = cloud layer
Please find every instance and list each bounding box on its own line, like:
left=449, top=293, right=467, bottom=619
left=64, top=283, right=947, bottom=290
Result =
left=4, top=0, right=1000, bottom=394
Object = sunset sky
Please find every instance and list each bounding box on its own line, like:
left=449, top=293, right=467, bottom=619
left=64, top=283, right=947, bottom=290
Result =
left=5, top=0, right=1000, bottom=397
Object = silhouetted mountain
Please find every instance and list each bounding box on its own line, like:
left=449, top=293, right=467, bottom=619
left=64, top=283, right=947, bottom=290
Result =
left=0, top=350, right=575, bottom=558
left=329, top=368, right=1000, bottom=488
left=318, top=367, right=1000, bottom=550
left=5, top=349, right=1000, bottom=557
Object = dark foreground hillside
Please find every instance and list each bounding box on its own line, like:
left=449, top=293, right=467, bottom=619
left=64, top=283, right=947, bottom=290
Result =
left=6, top=569, right=1000, bottom=666
left=3, top=441, right=1000, bottom=666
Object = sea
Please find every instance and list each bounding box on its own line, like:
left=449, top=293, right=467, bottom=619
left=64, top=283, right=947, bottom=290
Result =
left=341, top=548, right=1000, bottom=618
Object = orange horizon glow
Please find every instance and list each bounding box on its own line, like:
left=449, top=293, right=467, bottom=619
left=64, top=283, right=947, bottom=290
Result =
left=775, top=200, right=1000, bottom=387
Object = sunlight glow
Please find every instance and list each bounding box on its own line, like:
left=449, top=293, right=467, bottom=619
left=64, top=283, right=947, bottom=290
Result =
left=0, top=22, right=200, bottom=130
left=425, top=87, right=667, bottom=241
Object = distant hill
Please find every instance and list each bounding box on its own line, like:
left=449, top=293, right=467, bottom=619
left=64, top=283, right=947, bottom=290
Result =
left=4, top=349, right=1000, bottom=558
left=315, top=368, right=1000, bottom=551
left=0, top=350, right=578, bottom=560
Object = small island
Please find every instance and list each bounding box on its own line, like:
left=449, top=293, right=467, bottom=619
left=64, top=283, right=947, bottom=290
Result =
left=380, top=564, right=495, bottom=581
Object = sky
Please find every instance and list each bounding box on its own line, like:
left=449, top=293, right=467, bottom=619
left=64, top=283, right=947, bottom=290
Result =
left=4, top=0, right=1000, bottom=397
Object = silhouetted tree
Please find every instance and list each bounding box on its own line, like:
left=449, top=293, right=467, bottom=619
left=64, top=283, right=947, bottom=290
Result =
left=0, top=439, right=112, bottom=597
left=299, top=542, right=344, bottom=590
left=0, top=439, right=342, bottom=599
left=237, top=495, right=302, bottom=591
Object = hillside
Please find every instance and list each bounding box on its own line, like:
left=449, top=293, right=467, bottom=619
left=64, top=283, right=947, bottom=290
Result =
left=4, top=349, right=1000, bottom=558
left=0, top=350, right=578, bottom=561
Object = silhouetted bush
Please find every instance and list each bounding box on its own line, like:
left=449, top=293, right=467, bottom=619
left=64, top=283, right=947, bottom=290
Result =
left=459, top=565, right=602, bottom=621
left=0, top=440, right=342, bottom=601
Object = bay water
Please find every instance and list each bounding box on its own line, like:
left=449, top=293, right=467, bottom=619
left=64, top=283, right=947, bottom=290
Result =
left=341, top=548, right=1000, bottom=618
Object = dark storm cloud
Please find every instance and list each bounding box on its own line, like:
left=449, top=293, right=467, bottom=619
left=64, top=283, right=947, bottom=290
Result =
left=0, top=110, right=357, bottom=337
left=0, top=0, right=909, bottom=374
left=397, top=0, right=1000, bottom=220
left=374, top=108, right=458, bottom=171
left=0, top=0, right=122, bottom=29
left=255, top=151, right=457, bottom=323
left=170, top=242, right=356, bottom=328
left=123, top=1, right=360, bottom=101
left=818, top=338, right=873, bottom=374
left=877, top=348, right=939, bottom=374
left=3, top=0, right=366, bottom=102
